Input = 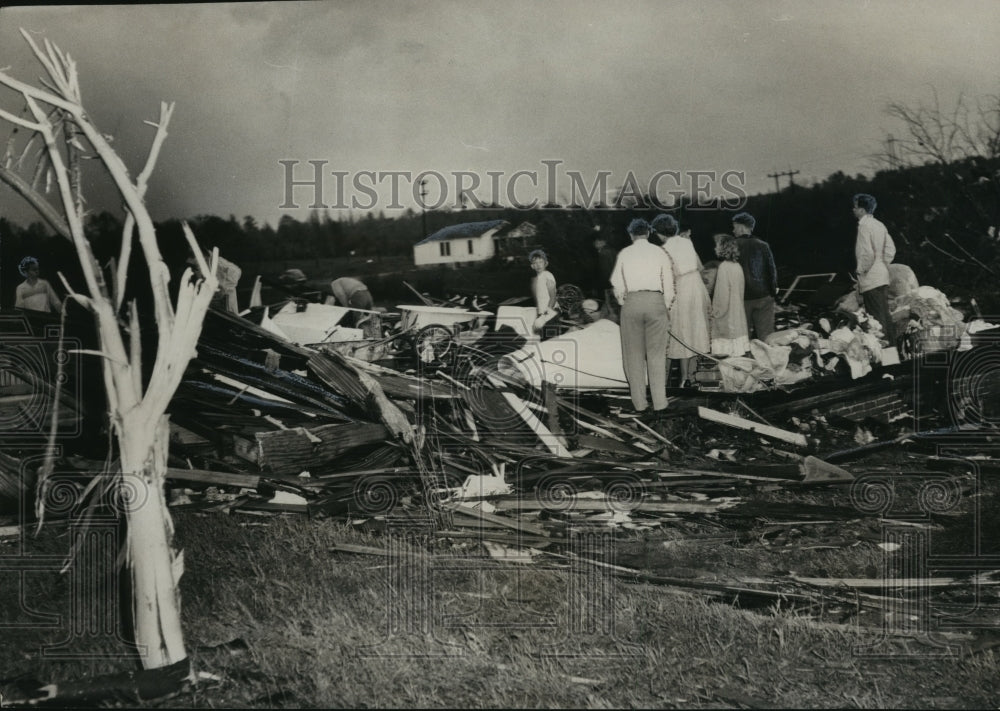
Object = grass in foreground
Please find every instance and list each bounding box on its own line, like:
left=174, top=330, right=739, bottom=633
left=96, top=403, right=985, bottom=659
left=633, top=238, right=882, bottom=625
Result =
left=1, top=510, right=998, bottom=708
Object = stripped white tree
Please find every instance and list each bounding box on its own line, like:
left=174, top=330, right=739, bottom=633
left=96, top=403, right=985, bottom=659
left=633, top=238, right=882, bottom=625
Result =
left=0, top=31, right=217, bottom=671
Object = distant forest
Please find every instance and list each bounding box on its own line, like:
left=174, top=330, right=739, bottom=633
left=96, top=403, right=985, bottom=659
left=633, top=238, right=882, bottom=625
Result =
left=3, top=155, right=1000, bottom=311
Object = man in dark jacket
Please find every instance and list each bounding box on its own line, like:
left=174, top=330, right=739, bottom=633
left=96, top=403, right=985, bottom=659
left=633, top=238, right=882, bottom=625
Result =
left=592, top=233, right=620, bottom=323
left=732, top=211, right=778, bottom=340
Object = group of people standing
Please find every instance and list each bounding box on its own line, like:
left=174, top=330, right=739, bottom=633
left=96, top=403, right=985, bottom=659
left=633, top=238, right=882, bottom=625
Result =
left=13, top=196, right=896, bottom=417
left=607, top=211, right=778, bottom=418
left=605, top=192, right=896, bottom=419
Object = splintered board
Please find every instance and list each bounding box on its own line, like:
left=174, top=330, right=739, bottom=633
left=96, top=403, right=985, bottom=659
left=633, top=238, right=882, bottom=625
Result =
left=232, top=422, right=390, bottom=474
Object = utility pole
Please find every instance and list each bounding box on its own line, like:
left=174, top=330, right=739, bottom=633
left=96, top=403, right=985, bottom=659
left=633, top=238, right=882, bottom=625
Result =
left=887, top=134, right=898, bottom=170
left=767, top=169, right=800, bottom=193
left=419, top=178, right=428, bottom=240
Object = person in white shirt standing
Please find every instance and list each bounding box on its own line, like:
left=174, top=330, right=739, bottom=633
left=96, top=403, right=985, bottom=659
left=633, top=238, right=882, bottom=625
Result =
left=610, top=218, right=676, bottom=418
left=853, top=193, right=897, bottom=347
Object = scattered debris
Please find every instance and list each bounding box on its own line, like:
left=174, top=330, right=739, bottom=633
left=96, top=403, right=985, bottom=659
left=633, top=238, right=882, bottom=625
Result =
left=3, top=275, right=999, bottom=665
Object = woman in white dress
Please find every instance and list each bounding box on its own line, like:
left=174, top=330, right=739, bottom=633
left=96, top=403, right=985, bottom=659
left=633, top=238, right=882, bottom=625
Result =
left=651, top=214, right=711, bottom=387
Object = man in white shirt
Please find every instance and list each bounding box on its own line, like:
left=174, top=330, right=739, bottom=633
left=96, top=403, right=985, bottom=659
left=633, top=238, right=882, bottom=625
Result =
left=610, top=218, right=676, bottom=417
left=853, top=193, right=897, bottom=346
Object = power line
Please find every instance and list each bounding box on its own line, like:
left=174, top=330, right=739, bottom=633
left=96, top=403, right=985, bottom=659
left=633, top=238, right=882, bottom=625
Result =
left=767, top=169, right=800, bottom=193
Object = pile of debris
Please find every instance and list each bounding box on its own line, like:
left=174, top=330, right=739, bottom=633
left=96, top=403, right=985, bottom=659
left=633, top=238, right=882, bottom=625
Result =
left=2, top=270, right=999, bottom=625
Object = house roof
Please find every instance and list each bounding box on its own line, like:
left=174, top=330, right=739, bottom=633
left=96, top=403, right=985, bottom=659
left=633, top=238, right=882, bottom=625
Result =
left=502, top=221, right=537, bottom=239
left=415, top=219, right=509, bottom=246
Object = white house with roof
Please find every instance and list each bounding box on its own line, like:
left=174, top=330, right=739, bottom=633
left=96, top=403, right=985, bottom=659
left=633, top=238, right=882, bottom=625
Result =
left=413, top=219, right=510, bottom=267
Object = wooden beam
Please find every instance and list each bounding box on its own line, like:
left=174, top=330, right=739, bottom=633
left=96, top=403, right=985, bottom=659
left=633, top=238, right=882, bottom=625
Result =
left=492, top=498, right=739, bottom=514
left=698, top=406, right=808, bottom=447
left=165, top=467, right=260, bottom=489
left=792, top=573, right=1000, bottom=589
left=234, top=422, right=390, bottom=474
left=799, top=456, right=854, bottom=483
left=501, top=389, right=572, bottom=457
left=574, top=433, right=644, bottom=456
left=445, top=502, right=550, bottom=537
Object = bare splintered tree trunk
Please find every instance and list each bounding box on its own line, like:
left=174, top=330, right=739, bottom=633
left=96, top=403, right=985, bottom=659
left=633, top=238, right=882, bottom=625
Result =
left=0, top=32, right=219, bottom=670
left=121, top=418, right=185, bottom=666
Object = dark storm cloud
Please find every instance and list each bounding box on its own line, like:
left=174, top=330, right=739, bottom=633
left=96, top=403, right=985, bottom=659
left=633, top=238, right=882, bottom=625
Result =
left=0, top=1, right=998, bottom=228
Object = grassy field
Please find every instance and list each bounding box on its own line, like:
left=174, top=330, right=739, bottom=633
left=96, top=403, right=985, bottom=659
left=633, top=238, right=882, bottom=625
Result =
left=2, top=471, right=999, bottom=708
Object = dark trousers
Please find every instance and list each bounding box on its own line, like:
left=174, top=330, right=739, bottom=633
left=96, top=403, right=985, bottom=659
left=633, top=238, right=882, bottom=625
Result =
left=743, top=296, right=775, bottom=341
left=862, top=285, right=896, bottom=345
left=602, top=288, right=620, bottom=324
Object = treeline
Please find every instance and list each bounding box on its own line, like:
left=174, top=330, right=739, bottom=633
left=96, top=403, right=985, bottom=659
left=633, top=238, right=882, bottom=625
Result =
left=4, top=155, right=999, bottom=310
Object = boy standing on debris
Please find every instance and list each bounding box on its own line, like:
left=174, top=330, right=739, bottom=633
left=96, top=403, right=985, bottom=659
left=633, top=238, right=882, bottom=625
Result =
left=852, top=193, right=897, bottom=347
left=732, top=211, right=778, bottom=341
left=610, top=218, right=675, bottom=418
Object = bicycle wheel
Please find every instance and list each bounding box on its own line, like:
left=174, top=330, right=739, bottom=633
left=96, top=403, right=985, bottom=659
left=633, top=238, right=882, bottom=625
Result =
left=414, top=324, right=454, bottom=363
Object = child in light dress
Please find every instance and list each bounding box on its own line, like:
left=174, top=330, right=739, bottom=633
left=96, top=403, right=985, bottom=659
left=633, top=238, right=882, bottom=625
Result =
left=710, top=235, right=750, bottom=357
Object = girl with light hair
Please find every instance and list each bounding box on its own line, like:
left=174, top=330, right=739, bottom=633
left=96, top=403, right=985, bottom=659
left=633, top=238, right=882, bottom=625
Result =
left=709, top=235, right=749, bottom=357
left=14, top=256, right=62, bottom=313
left=529, top=249, right=559, bottom=336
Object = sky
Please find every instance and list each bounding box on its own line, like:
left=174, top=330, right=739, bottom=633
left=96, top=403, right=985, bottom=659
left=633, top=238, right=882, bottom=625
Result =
left=1, top=1, right=999, bottom=228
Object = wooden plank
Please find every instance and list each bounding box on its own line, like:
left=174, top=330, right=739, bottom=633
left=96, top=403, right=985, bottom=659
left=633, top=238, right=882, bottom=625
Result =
left=493, top=498, right=739, bottom=514
left=497, top=388, right=571, bottom=458
left=236, top=501, right=310, bottom=514
left=235, top=422, right=391, bottom=475
left=799, top=455, right=854, bottom=483
left=792, top=573, right=1000, bottom=589
left=572, top=417, right=622, bottom=440
left=556, top=552, right=813, bottom=601
left=574, top=433, right=644, bottom=456
left=555, top=395, right=658, bottom=446
left=445, top=502, right=550, bottom=537
left=633, top=418, right=683, bottom=453
left=345, top=356, right=459, bottom=400
left=433, top=529, right=555, bottom=548
left=402, top=280, right=438, bottom=306
left=166, top=467, right=260, bottom=489
left=329, top=543, right=391, bottom=556
left=661, top=467, right=799, bottom=482
left=698, top=406, right=808, bottom=447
